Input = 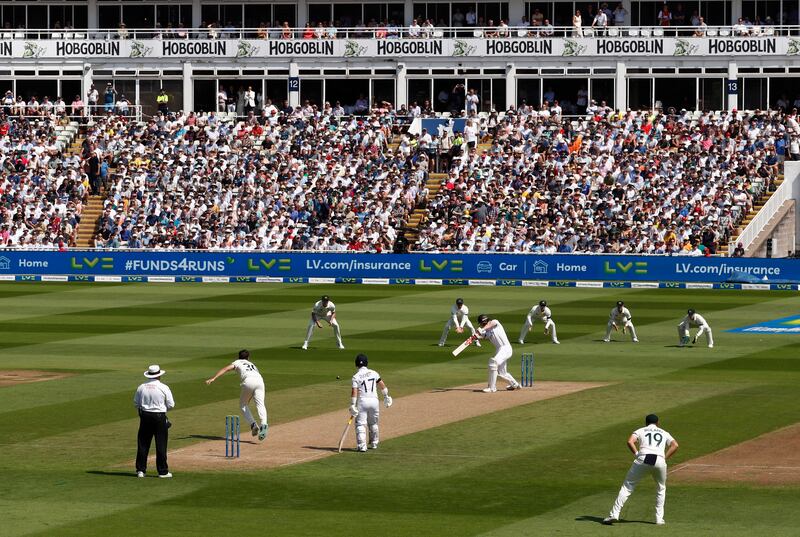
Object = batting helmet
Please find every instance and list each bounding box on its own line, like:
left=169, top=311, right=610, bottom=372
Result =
left=687, top=308, right=696, bottom=316
left=477, top=314, right=490, bottom=326
left=456, top=298, right=464, bottom=306
left=355, top=354, right=368, bottom=368
left=539, top=300, right=547, bottom=308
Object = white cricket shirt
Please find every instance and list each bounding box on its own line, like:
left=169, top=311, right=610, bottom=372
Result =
left=352, top=367, right=382, bottom=400
left=633, top=424, right=675, bottom=457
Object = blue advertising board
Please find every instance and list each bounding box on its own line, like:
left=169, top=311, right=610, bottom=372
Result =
left=0, top=251, right=797, bottom=284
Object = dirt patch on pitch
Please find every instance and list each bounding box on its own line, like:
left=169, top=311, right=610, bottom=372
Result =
left=170, top=381, right=607, bottom=471
left=0, top=370, right=72, bottom=387
left=671, top=423, right=800, bottom=486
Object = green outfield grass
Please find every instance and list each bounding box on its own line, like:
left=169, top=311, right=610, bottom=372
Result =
left=1, top=282, right=799, bottom=536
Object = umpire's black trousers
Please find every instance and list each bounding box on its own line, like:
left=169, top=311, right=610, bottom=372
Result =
left=135, top=410, right=169, bottom=475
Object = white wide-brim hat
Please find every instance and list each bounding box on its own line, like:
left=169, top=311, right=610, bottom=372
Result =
left=144, top=365, right=166, bottom=378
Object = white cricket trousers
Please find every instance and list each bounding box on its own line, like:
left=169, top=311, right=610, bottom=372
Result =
left=519, top=318, right=557, bottom=343
left=677, top=321, right=713, bottom=346
left=240, top=376, right=267, bottom=427
left=356, top=397, right=380, bottom=450
left=605, top=320, right=638, bottom=341
left=305, top=316, right=343, bottom=346
left=440, top=317, right=477, bottom=345
left=609, top=455, right=667, bottom=522
left=487, top=345, right=518, bottom=390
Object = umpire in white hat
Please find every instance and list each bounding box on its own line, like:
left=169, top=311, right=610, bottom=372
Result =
left=134, top=365, right=175, bottom=478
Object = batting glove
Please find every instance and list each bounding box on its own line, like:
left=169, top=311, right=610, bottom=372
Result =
left=384, top=396, right=393, bottom=408
left=349, top=405, right=359, bottom=417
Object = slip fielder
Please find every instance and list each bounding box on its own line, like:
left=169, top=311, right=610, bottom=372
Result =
left=475, top=314, right=520, bottom=393
left=604, top=301, right=639, bottom=342
left=519, top=300, right=560, bottom=344
left=603, top=414, right=679, bottom=526
left=677, top=308, right=714, bottom=348
left=303, top=295, right=344, bottom=350
left=439, top=298, right=480, bottom=347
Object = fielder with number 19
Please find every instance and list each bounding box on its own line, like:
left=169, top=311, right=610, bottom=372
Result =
left=475, top=314, right=520, bottom=393
left=349, top=354, right=392, bottom=452
left=603, top=414, right=679, bottom=526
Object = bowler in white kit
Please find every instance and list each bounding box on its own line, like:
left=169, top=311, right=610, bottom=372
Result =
left=205, top=349, right=269, bottom=441
left=678, top=308, right=714, bottom=348
left=519, top=300, right=560, bottom=344
left=604, top=301, right=639, bottom=342
left=439, top=297, right=480, bottom=347
left=303, top=295, right=344, bottom=350
left=474, top=314, right=520, bottom=393
left=349, top=353, right=392, bottom=452
left=603, top=414, right=679, bottom=526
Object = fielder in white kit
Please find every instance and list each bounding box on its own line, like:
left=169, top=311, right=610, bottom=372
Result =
left=205, top=349, right=269, bottom=441
left=303, top=295, right=344, bottom=350
left=439, top=298, right=480, bottom=347
left=519, top=300, right=560, bottom=344
left=474, top=314, right=520, bottom=393
left=604, top=300, right=639, bottom=342
left=349, top=354, right=392, bottom=452
left=678, top=308, right=714, bottom=348
left=603, top=414, right=680, bottom=526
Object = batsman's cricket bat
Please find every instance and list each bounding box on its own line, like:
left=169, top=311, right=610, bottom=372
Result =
left=452, top=337, right=474, bottom=357
left=337, top=416, right=353, bottom=453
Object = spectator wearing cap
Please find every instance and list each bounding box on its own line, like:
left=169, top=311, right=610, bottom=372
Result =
left=133, top=365, right=175, bottom=478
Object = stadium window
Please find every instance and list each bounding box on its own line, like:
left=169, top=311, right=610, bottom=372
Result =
left=27, top=5, right=46, bottom=30
left=492, top=78, right=506, bottom=111
left=541, top=78, right=587, bottom=114
left=61, top=80, right=82, bottom=103
left=300, top=79, right=323, bottom=108
left=701, top=1, right=731, bottom=26
left=517, top=78, right=541, bottom=108
left=200, top=5, right=219, bottom=26
left=98, top=5, right=120, bottom=29
left=220, top=4, right=244, bottom=27
left=333, top=4, right=362, bottom=27
left=526, top=3, right=554, bottom=26
left=123, top=5, right=155, bottom=29
left=15, top=79, right=58, bottom=105
left=769, top=78, right=800, bottom=110
left=407, top=79, right=432, bottom=108
left=308, top=4, right=332, bottom=24
left=73, top=6, right=89, bottom=29
left=2, top=5, right=25, bottom=29
left=590, top=78, right=614, bottom=109
left=264, top=79, right=288, bottom=108
left=742, top=78, right=767, bottom=110
left=157, top=5, right=192, bottom=28
left=699, top=78, right=723, bottom=111
left=628, top=78, right=653, bottom=110
left=553, top=3, right=574, bottom=26
left=273, top=4, right=297, bottom=26
left=654, top=78, right=695, bottom=111
left=325, top=79, right=369, bottom=112
left=372, top=79, right=396, bottom=108
left=194, top=80, right=216, bottom=113
left=742, top=1, right=781, bottom=24
left=432, top=78, right=465, bottom=113
left=140, top=79, right=182, bottom=117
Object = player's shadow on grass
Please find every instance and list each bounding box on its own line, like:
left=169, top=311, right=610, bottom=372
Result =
left=303, top=445, right=342, bottom=453
left=664, top=344, right=690, bottom=348
left=575, top=516, right=656, bottom=525
left=179, top=434, right=225, bottom=441
left=431, top=387, right=481, bottom=392
left=86, top=470, right=140, bottom=478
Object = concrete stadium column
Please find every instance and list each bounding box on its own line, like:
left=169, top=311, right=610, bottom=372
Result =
left=83, top=64, right=93, bottom=111
left=621, top=0, right=632, bottom=24
left=297, top=0, right=308, bottom=27
left=615, top=61, right=627, bottom=111
left=183, top=62, right=193, bottom=113
left=289, top=62, right=300, bottom=108
left=730, top=0, right=742, bottom=24
left=506, top=64, right=517, bottom=109
left=405, top=0, right=414, bottom=24
left=87, top=0, right=98, bottom=31
left=508, top=0, right=524, bottom=25
left=397, top=63, right=407, bottom=108
left=728, top=62, right=738, bottom=111
left=191, top=0, right=201, bottom=29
